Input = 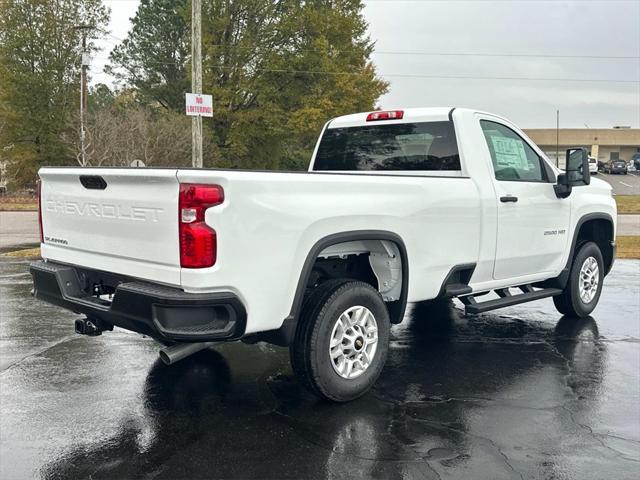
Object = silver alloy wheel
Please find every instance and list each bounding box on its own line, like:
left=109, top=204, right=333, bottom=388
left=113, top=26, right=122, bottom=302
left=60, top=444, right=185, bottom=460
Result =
left=578, top=256, right=600, bottom=304
left=329, top=305, right=378, bottom=379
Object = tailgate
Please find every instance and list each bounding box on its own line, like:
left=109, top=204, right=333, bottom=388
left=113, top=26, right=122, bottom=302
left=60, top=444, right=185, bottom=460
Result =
left=39, top=168, right=181, bottom=286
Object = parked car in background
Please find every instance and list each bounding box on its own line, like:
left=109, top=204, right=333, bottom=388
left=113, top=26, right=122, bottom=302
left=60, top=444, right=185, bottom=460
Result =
left=588, top=156, right=598, bottom=175
left=604, top=159, right=628, bottom=174
left=631, top=153, right=640, bottom=171
left=597, top=160, right=606, bottom=172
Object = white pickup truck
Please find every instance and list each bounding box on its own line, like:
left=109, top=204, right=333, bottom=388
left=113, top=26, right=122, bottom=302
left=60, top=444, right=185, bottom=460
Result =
left=31, top=108, right=616, bottom=401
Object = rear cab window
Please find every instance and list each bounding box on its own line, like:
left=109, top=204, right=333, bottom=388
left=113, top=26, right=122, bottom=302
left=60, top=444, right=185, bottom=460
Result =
left=313, top=121, right=461, bottom=172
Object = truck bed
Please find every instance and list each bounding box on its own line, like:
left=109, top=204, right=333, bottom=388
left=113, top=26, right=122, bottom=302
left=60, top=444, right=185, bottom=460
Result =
left=39, top=166, right=480, bottom=333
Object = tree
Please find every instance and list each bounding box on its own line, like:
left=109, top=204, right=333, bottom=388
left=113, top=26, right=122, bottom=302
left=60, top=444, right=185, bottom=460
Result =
left=88, top=83, right=116, bottom=112
left=107, top=0, right=190, bottom=111
left=80, top=107, right=193, bottom=168
left=66, top=86, right=195, bottom=168
left=109, top=0, right=388, bottom=170
left=0, top=0, right=109, bottom=187
left=267, top=0, right=389, bottom=168
left=203, top=0, right=389, bottom=169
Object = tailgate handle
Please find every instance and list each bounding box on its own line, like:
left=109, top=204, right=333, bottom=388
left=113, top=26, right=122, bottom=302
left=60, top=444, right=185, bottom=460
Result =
left=80, top=175, right=107, bottom=190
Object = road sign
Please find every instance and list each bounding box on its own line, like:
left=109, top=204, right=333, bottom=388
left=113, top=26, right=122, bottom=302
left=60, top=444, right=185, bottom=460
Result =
left=185, top=93, right=213, bottom=117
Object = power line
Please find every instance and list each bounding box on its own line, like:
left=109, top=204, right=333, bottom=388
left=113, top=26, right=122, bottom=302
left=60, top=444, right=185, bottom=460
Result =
left=193, top=45, right=640, bottom=60
left=370, top=51, right=640, bottom=60
left=90, top=63, right=638, bottom=84
left=210, top=66, right=639, bottom=83
left=100, top=30, right=639, bottom=60
left=106, top=33, right=125, bottom=43
left=96, top=42, right=639, bottom=60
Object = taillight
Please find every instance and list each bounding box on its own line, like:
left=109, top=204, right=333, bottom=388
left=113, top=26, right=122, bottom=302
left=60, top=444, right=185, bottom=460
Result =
left=179, top=183, right=224, bottom=268
left=37, top=179, right=44, bottom=243
left=366, top=110, right=404, bottom=122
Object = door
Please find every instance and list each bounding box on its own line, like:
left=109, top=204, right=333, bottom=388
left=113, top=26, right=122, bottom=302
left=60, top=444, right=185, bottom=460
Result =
left=479, top=120, right=571, bottom=280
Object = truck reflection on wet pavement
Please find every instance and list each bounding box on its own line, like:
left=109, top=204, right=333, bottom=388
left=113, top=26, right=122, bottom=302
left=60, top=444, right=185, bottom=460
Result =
left=0, top=259, right=638, bottom=479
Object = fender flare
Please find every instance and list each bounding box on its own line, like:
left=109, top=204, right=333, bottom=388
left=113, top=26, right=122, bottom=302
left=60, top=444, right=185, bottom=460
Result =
left=555, top=212, right=615, bottom=288
left=265, top=230, right=409, bottom=346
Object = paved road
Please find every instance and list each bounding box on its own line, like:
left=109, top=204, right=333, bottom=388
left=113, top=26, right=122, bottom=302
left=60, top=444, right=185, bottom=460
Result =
left=618, top=214, right=640, bottom=236
left=0, top=258, right=638, bottom=479
left=597, top=171, right=640, bottom=196
left=0, top=211, right=39, bottom=250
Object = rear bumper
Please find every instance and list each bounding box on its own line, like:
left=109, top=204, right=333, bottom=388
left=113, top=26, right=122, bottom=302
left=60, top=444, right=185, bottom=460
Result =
left=30, top=261, right=246, bottom=342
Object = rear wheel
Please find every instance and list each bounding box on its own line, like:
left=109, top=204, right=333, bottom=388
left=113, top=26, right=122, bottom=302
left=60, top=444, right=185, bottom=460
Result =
left=553, top=241, right=604, bottom=318
left=290, top=279, right=390, bottom=402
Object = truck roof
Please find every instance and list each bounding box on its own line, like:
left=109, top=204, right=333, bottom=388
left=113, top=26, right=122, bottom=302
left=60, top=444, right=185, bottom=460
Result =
left=327, top=107, right=507, bottom=129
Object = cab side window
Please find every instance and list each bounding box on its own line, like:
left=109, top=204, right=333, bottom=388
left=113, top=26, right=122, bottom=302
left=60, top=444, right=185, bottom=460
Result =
left=480, top=120, right=547, bottom=182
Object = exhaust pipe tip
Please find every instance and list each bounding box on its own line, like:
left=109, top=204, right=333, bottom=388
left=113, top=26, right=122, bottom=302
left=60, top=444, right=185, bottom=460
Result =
left=159, top=349, right=171, bottom=366
left=159, top=342, right=214, bottom=366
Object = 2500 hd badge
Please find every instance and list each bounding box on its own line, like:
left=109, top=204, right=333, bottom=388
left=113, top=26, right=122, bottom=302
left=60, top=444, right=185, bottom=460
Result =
left=544, top=229, right=567, bottom=236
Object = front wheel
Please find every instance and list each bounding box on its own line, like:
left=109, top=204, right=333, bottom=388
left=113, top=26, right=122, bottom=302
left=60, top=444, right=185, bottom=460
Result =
left=290, top=279, right=390, bottom=402
left=553, top=241, right=604, bottom=318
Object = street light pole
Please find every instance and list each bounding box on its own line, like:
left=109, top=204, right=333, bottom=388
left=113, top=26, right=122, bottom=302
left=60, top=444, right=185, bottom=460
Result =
left=191, top=0, right=203, bottom=168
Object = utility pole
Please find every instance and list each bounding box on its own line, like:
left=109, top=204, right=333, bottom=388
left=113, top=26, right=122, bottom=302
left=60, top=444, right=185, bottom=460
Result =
left=75, top=25, right=91, bottom=167
left=191, top=0, right=203, bottom=168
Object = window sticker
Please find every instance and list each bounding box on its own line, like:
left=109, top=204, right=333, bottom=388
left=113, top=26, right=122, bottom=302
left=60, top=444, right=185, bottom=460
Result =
left=490, top=136, right=529, bottom=170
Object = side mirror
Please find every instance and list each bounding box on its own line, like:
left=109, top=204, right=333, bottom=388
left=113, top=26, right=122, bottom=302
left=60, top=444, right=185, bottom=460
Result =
left=565, top=148, right=590, bottom=185
left=554, top=147, right=590, bottom=198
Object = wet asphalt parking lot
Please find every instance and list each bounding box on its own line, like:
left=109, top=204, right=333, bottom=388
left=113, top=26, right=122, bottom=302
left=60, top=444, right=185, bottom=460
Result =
left=597, top=171, right=640, bottom=196
left=0, top=258, right=639, bottom=480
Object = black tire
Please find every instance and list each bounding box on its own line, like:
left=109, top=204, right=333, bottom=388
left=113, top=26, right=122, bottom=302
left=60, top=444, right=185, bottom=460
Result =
left=290, top=279, right=390, bottom=402
left=553, top=241, right=604, bottom=318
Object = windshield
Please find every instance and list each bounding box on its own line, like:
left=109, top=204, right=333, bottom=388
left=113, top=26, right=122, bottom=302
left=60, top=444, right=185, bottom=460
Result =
left=314, top=121, right=460, bottom=171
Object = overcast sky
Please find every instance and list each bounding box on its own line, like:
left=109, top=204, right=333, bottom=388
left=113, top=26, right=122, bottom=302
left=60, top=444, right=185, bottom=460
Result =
left=97, top=0, right=640, bottom=128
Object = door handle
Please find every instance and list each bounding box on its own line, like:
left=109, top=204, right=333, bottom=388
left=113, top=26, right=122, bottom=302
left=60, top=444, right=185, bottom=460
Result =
left=500, top=195, right=518, bottom=203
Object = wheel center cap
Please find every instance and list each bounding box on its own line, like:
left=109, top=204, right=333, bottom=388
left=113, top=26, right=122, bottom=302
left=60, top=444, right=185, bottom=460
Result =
left=354, top=337, right=364, bottom=350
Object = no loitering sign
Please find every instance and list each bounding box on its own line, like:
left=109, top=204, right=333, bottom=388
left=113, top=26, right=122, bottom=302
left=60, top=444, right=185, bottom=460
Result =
left=185, top=93, right=213, bottom=117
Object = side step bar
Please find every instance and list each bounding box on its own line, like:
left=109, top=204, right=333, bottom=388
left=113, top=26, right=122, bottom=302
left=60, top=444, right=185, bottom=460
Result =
left=460, top=285, right=563, bottom=314
left=445, top=283, right=473, bottom=297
